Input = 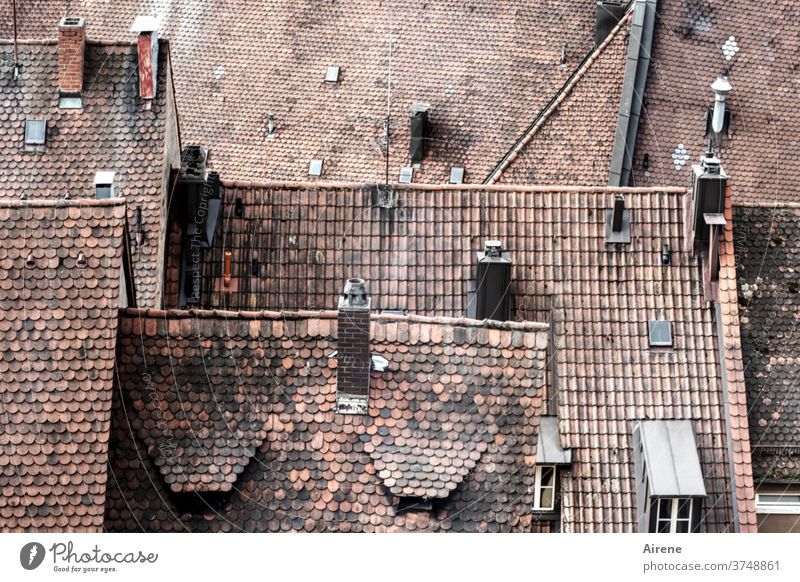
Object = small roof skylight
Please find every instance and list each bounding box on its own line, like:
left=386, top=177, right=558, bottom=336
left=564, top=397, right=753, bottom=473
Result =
left=398, top=167, right=413, bottom=184
left=309, top=159, right=323, bottom=177
left=24, top=119, right=46, bottom=146
left=325, top=66, right=340, bottom=83
left=449, top=167, right=465, bottom=184
left=648, top=320, right=673, bottom=347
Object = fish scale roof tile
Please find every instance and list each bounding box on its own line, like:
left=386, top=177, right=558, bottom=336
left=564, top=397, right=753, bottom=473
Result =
left=0, top=40, right=170, bottom=308
left=105, top=309, right=549, bottom=532
left=0, top=0, right=599, bottom=184
left=733, top=204, right=800, bottom=485
left=0, top=198, right=125, bottom=532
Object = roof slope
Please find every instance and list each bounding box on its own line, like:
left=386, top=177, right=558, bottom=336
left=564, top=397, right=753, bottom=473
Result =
left=734, top=203, right=800, bottom=483
left=1, top=1, right=599, bottom=184
left=0, top=40, right=169, bottom=307
left=488, top=11, right=630, bottom=184
left=0, top=198, right=125, bottom=532
left=631, top=0, right=800, bottom=204
left=105, top=309, right=549, bottom=532
left=155, top=183, right=753, bottom=531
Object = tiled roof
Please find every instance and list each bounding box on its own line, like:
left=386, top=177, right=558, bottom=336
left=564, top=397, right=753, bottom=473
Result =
left=0, top=39, right=171, bottom=307
left=138, top=183, right=754, bottom=531
left=488, top=11, right=630, bottom=185
left=1, top=1, right=600, bottom=184
left=733, top=203, right=800, bottom=483
left=631, top=0, right=800, bottom=205
left=0, top=198, right=126, bottom=532
left=105, top=309, right=549, bottom=532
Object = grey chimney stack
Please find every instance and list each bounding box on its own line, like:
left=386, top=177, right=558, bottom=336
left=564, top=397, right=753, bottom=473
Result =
left=336, top=278, right=372, bottom=414
left=475, top=241, right=512, bottom=321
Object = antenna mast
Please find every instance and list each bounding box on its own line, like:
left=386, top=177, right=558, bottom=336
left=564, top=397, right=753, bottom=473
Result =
left=12, top=0, right=19, bottom=79
left=384, top=5, right=393, bottom=189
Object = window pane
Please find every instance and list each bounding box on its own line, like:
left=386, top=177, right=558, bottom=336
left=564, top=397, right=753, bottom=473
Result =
left=540, top=486, right=553, bottom=510
left=657, top=519, right=671, bottom=533
left=541, top=466, right=555, bottom=488
left=760, top=494, right=800, bottom=505
left=675, top=520, right=690, bottom=533
left=677, top=499, right=692, bottom=520
left=658, top=498, right=671, bottom=520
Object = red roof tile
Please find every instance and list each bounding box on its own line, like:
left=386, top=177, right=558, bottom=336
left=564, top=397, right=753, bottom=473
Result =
left=0, top=198, right=126, bottom=532
left=106, top=309, right=549, bottom=532
left=489, top=11, right=630, bottom=185
left=0, top=1, right=600, bottom=184
left=631, top=1, right=800, bottom=204
left=0, top=39, right=173, bottom=307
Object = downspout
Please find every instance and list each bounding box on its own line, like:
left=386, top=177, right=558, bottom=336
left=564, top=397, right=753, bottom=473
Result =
left=715, top=301, right=741, bottom=533
left=608, top=0, right=656, bottom=186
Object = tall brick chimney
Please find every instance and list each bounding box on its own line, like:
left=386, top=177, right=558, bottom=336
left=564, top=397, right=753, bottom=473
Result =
left=336, top=278, right=371, bottom=415
left=130, top=16, right=159, bottom=101
left=58, top=17, right=86, bottom=95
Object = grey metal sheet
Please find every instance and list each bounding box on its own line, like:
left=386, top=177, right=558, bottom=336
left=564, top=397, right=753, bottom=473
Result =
left=638, top=420, right=706, bottom=497
left=537, top=416, right=571, bottom=465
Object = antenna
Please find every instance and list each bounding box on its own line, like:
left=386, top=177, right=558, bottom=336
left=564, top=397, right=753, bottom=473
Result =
left=12, top=0, right=19, bottom=80
left=384, top=4, right=393, bottom=189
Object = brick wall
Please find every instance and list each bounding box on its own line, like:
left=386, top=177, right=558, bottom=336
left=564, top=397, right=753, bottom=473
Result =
left=58, top=18, right=85, bottom=94
left=336, top=309, right=371, bottom=397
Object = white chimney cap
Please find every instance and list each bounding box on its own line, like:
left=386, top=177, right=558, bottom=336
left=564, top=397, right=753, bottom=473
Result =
left=130, top=15, right=159, bottom=33
left=94, top=171, right=116, bottom=186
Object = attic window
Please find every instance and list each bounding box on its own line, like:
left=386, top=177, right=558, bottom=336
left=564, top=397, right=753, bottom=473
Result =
left=309, top=159, right=323, bottom=177
left=533, top=465, right=557, bottom=511
left=397, top=496, right=433, bottom=513
left=449, top=167, right=465, bottom=184
left=398, top=166, right=413, bottom=184
left=24, top=119, right=46, bottom=146
left=648, top=320, right=672, bottom=348
left=324, top=66, right=340, bottom=82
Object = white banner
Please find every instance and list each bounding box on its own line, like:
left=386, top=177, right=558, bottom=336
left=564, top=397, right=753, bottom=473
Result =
left=1, top=533, right=797, bottom=581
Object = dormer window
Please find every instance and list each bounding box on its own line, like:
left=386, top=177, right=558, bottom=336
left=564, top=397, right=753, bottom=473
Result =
left=534, top=465, right=557, bottom=511
left=24, top=119, right=46, bottom=148
left=632, top=420, right=707, bottom=533
left=654, top=497, right=696, bottom=533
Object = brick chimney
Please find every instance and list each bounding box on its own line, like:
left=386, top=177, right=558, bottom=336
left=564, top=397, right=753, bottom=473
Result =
left=336, top=278, right=371, bottom=414
left=130, top=16, right=159, bottom=101
left=58, top=17, right=86, bottom=95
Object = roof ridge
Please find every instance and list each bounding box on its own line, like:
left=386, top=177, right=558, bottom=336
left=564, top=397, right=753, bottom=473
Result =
left=221, top=179, right=686, bottom=194
left=484, top=8, right=634, bottom=185
left=121, top=307, right=549, bottom=332
left=0, top=197, right=126, bottom=208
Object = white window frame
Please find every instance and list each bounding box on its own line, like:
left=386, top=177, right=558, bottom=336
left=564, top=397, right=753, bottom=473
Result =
left=655, top=497, right=693, bottom=533
left=533, top=465, right=557, bottom=511
left=756, top=493, right=800, bottom=515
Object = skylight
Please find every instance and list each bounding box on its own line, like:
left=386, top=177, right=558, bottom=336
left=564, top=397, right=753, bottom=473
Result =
left=24, top=119, right=46, bottom=146
left=648, top=320, right=673, bottom=348
left=325, top=66, right=340, bottom=83
left=398, top=167, right=413, bottom=184
left=309, top=159, right=323, bottom=177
